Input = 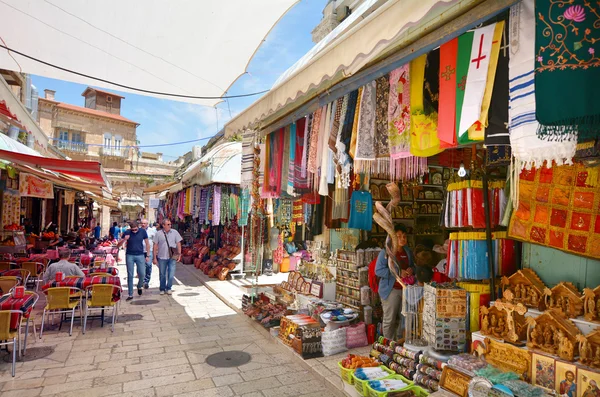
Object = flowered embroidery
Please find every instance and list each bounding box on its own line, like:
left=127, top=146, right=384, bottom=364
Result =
left=536, top=0, right=600, bottom=72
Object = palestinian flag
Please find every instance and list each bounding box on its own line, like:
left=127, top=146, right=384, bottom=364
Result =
left=455, top=23, right=497, bottom=145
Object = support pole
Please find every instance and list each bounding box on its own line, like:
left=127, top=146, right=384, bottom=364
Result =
left=482, top=170, right=496, bottom=301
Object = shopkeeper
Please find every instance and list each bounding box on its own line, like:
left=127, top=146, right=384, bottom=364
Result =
left=375, top=223, right=415, bottom=340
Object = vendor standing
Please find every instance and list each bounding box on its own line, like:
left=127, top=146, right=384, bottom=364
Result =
left=375, top=223, right=415, bottom=340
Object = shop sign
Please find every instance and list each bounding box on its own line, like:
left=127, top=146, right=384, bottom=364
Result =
left=19, top=172, right=54, bottom=199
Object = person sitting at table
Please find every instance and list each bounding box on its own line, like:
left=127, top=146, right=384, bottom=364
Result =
left=48, top=236, right=65, bottom=248
left=43, top=249, right=84, bottom=284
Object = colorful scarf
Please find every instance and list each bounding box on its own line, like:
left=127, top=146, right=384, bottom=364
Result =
left=238, top=188, right=249, bottom=227
left=263, top=129, right=285, bottom=198
left=535, top=0, right=600, bottom=142
left=301, top=114, right=311, bottom=179
left=294, top=117, right=310, bottom=192
left=281, top=125, right=291, bottom=197
left=374, top=75, right=390, bottom=175
left=330, top=97, right=343, bottom=154
left=318, top=103, right=332, bottom=195
left=335, top=94, right=352, bottom=187
left=307, top=107, right=322, bottom=175
left=212, top=185, right=221, bottom=226
left=485, top=23, right=510, bottom=147
left=438, top=38, right=458, bottom=148
left=349, top=87, right=363, bottom=159
left=355, top=81, right=377, bottom=173
left=410, top=51, right=444, bottom=157
left=508, top=0, right=576, bottom=171
left=240, top=129, right=256, bottom=189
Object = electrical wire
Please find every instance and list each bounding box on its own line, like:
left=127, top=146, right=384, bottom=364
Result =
left=0, top=43, right=270, bottom=100
left=50, top=135, right=215, bottom=149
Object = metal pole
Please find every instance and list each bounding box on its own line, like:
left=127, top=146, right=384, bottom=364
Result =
left=240, top=224, right=245, bottom=272
left=482, top=171, right=496, bottom=301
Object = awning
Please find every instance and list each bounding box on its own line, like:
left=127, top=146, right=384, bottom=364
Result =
left=225, top=0, right=482, bottom=135
left=119, top=195, right=145, bottom=209
left=0, top=0, right=298, bottom=107
left=0, top=149, right=111, bottom=190
left=182, top=142, right=241, bottom=186
left=143, top=181, right=177, bottom=194
left=0, top=132, right=42, bottom=157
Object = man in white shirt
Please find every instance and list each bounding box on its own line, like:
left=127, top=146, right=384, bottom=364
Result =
left=152, top=219, right=182, bottom=295
left=43, top=249, right=84, bottom=284
left=141, top=219, right=157, bottom=289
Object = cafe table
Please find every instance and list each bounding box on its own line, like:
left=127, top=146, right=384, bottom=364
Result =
left=82, top=267, right=119, bottom=276
left=42, top=275, right=122, bottom=301
left=0, top=293, right=36, bottom=354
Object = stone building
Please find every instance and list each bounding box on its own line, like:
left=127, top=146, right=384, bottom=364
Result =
left=37, top=87, right=181, bottom=233
left=311, top=0, right=385, bottom=43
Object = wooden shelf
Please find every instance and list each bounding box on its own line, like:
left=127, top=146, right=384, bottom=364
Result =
left=416, top=214, right=441, bottom=217
left=337, top=283, right=361, bottom=291
left=336, top=267, right=358, bottom=273
left=340, top=302, right=361, bottom=310
left=416, top=233, right=444, bottom=236
left=415, top=199, right=443, bottom=203
left=336, top=290, right=360, bottom=300
left=336, top=258, right=356, bottom=263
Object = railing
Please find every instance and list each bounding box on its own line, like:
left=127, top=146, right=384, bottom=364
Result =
left=99, top=146, right=128, bottom=158
left=54, top=139, right=88, bottom=153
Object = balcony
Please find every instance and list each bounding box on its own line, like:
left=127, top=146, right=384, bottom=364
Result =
left=54, top=139, right=88, bottom=154
left=99, top=146, right=128, bottom=158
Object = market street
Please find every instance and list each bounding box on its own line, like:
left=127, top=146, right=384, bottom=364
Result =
left=0, top=259, right=344, bottom=397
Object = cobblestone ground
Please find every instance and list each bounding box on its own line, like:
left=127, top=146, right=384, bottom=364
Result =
left=0, top=260, right=344, bottom=397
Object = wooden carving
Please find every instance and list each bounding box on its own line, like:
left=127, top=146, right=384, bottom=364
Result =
left=526, top=309, right=581, bottom=361
left=482, top=337, right=532, bottom=381
left=583, top=286, right=600, bottom=322
left=578, top=328, right=600, bottom=369
left=501, top=269, right=547, bottom=310
left=543, top=282, right=584, bottom=319
left=480, top=300, right=528, bottom=343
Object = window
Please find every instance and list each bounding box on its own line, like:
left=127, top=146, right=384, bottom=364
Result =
left=70, top=132, right=85, bottom=153
left=103, top=133, right=112, bottom=149
left=114, top=135, right=122, bottom=156
left=58, top=131, right=68, bottom=143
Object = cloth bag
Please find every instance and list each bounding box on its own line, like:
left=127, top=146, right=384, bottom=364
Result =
left=345, top=322, right=369, bottom=349
left=321, top=327, right=347, bottom=356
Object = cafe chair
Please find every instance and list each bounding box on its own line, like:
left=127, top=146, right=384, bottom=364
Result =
left=18, top=291, right=39, bottom=354
left=0, top=262, right=15, bottom=272
left=0, top=310, right=23, bottom=376
left=0, top=277, right=19, bottom=295
left=40, top=287, right=83, bottom=338
left=88, top=272, right=110, bottom=277
left=21, top=262, right=43, bottom=290
left=14, top=269, right=31, bottom=288
left=82, top=284, right=119, bottom=334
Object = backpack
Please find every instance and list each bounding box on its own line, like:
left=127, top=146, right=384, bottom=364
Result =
left=368, top=257, right=380, bottom=294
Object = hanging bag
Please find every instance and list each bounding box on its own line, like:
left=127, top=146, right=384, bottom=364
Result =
left=163, top=230, right=178, bottom=260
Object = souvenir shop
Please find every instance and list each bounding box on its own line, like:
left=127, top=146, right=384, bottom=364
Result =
left=232, top=0, right=600, bottom=396
left=156, top=142, right=245, bottom=279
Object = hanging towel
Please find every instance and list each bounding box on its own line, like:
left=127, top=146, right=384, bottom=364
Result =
left=508, top=0, right=576, bottom=170
left=355, top=80, right=377, bottom=173
left=535, top=0, right=600, bottom=141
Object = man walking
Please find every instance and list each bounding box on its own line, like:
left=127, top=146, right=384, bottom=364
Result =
left=153, top=219, right=182, bottom=295
left=118, top=221, right=150, bottom=301
left=111, top=222, right=120, bottom=240
left=141, top=219, right=157, bottom=289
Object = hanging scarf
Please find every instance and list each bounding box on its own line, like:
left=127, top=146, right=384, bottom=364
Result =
left=355, top=80, right=377, bottom=174
left=307, top=108, right=322, bottom=175
left=332, top=172, right=349, bottom=221
left=349, top=87, right=363, bottom=159
left=281, top=125, right=291, bottom=197
left=220, top=187, right=228, bottom=225
left=294, top=117, right=310, bottom=192
left=263, top=129, right=285, bottom=198
left=485, top=22, right=510, bottom=146
left=239, top=188, right=250, bottom=226
left=213, top=185, right=221, bottom=226
left=287, top=122, right=296, bottom=195
left=330, top=97, right=343, bottom=154
left=340, top=90, right=358, bottom=165
left=374, top=75, right=390, bottom=176
left=258, top=142, right=267, bottom=198
left=240, top=129, right=256, bottom=188
left=318, top=103, right=332, bottom=195
left=535, top=0, right=600, bottom=141
left=336, top=93, right=354, bottom=188
left=410, top=51, right=444, bottom=157
left=508, top=0, right=576, bottom=171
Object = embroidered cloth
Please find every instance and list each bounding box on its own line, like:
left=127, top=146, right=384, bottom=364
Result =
left=355, top=80, right=377, bottom=173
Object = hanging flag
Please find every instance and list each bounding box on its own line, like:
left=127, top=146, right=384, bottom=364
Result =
left=455, top=31, right=474, bottom=145
left=467, top=21, right=504, bottom=141
left=438, top=37, right=458, bottom=148
left=485, top=21, right=510, bottom=146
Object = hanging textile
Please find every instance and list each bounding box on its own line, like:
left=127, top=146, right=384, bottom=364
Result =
left=263, top=128, right=285, bottom=198
left=307, top=108, right=322, bottom=175
left=318, top=103, right=333, bottom=195
left=287, top=122, right=296, bottom=195
left=535, top=0, right=600, bottom=142
left=240, top=129, right=256, bottom=189
left=348, top=190, right=373, bottom=231
left=239, top=188, right=250, bottom=226
left=309, top=200, right=324, bottom=236
left=281, top=125, right=291, bottom=197
left=508, top=162, right=600, bottom=259
left=455, top=30, right=475, bottom=145
left=375, top=75, right=390, bottom=175
left=349, top=87, right=363, bottom=159
left=338, top=91, right=359, bottom=186
left=294, top=117, right=310, bottom=192
left=220, top=186, right=229, bottom=225
left=410, top=52, right=444, bottom=157
left=484, top=22, right=510, bottom=146
left=355, top=80, right=377, bottom=173
left=292, top=200, right=303, bottom=224
left=330, top=97, right=343, bottom=154
left=301, top=114, right=311, bottom=179
left=508, top=0, right=577, bottom=170
left=486, top=145, right=512, bottom=166
left=332, top=173, right=349, bottom=221
left=443, top=180, right=507, bottom=229
left=212, top=185, right=221, bottom=226
left=438, top=38, right=459, bottom=148
left=258, top=142, right=267, bottom=198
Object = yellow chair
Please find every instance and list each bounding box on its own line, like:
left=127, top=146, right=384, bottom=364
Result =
left=88, top=272, right=110, bottom=277
left=18, top=291, right=39, bottom=355
left=83, top=284, right=119, bottom=334
left=40, top=287, right=83, bottom=338
left=0, top=277, right=19, bottom=295
left=21, top=262, right=43, bottom=290
left=0, top=310, right=23, bottom=377
left=0, top=262, right=14, bottom=271
left=14, top=269, right=31, bottom=287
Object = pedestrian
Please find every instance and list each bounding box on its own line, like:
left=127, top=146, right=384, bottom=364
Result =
left=118, top=221, right=150, bottom=301
left=140, top=219, right=157, bottom=289
left=43, top=249, right=84, bottom=283
left=375, top=223, right=415, bottom=340
left=153, top=219, right=182, bottom=295
left=94, top=223, right=101, bottom=240
left=111, top=222, right=119, bottom=240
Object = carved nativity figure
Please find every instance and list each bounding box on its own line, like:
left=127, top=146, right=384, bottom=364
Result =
left=502, top=269, right=547, bottom=311
left=526, top=309, right=581, bottom=362
left=544, top=282, right=583, bottom=319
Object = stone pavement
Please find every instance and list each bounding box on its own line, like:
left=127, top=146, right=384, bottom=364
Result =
left=0, top=260, right=345, bottom=397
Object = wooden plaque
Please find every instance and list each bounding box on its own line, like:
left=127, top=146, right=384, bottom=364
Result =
left=483, top=337, right=532, bottom=381
left=310, top=281, right=323, bottom=298
left=440, top=366, right=471, bottom=397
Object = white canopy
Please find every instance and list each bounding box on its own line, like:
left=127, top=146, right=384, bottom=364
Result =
left=182, top=142, right=241, bottom=186
left=0, top=0, right=298, bottom=106
left=225, top=0, right=478, bottom=135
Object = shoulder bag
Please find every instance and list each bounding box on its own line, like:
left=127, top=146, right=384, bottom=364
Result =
left=163, top=230, right=178, bottom=260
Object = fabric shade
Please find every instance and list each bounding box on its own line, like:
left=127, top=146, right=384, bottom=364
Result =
left=182, top=142, right=241, bottom=186
left=0, top=0, right=298, bottom=107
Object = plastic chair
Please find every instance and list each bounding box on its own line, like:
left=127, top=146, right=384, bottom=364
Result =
left=0, top=262, right=15, bottom=271
left=40, top=287, right=83, bottom=338
left=88, top=272, right=111, bottom=277
left=14, top=269, right=31, bottom=287
left=83, top=284, right=119, bottom=333
left=0, top=310, right=23, bottom=377
left=21, top=262, right=43, bottom=290
left=0, top=277, right=19, bottom=295
left=18, top=291, right=39, bottom=354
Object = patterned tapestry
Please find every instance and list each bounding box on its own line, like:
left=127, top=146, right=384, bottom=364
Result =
left=509, top=162, right=600, bottom=259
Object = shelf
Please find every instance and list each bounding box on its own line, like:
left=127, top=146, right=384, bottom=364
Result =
left=341, top=303, right=361, bottom=310
left=336, top=290, right=360, bottom=300
left=337, top=283, right=361, bottom=291
left=416, top=214, right=441, bottom=217
left=418, top=184, right=444, bottom=187
left=336, top=258, right=356, bottom=263
left=415, top=199, right=443, bottom=202
left=415, top=233, right=444, bottom=236
left=336, top=267, right=358, bottom=273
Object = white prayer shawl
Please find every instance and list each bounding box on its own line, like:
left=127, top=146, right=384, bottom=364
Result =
left=458, top=24, right=496, bottom=136
left=318, top=103, right=332, bottom=196
left=508, top=0, right=576, bottom=170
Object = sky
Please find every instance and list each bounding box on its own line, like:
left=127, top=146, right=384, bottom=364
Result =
left=30, top=0, right=326, bottom=162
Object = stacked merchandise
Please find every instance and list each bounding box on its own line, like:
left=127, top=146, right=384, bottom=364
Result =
left=414, top=355, right=445, bottom=392
left=442, top=180, right=507, bottom=229
left=371, top=337, right=420, bottom=380
left=422, top=284, right=467, bottom=351
left=278, top=314, right=323, bottom=359
left=242, top=294, right=287, bottom=328
left=195, top=245, right=241, bottom=280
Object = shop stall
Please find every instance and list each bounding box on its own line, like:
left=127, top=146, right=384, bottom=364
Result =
left=227, top=0, right=600, bottom=396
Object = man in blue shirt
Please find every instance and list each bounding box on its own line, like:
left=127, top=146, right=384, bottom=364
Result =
left=94, top=223, right=101, bottom=240
left=111, top=222, right=120, bottom=241
left=118, top=221, right=150, bottom=301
